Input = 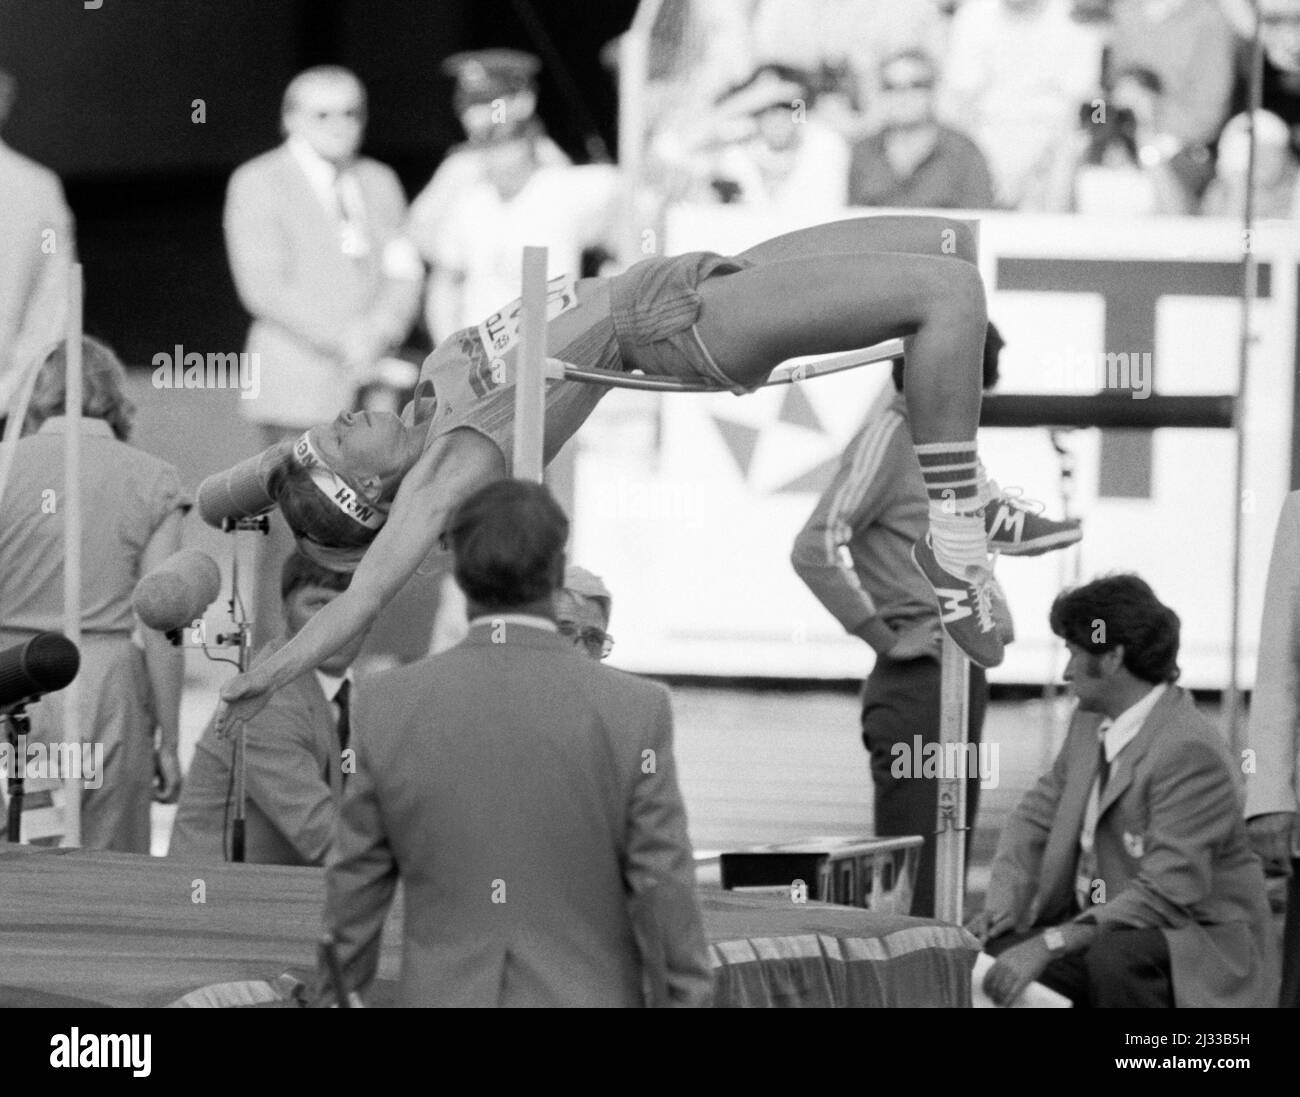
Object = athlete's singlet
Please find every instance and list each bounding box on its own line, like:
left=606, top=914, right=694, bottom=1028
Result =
left=407, top=273, right=623, bottom=469
left=401, top=250, right=751, bottom=467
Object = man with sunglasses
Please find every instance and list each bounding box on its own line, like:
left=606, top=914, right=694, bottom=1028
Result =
left=224, top=64, right=422, bottom=643
left=407, top=50, right=572, bottom=344
left=848, top=49, right=994, bottom=210
left=556, top=565, right=615, bottom=662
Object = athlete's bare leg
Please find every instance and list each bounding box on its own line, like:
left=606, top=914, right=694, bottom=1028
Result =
left=698, top=215, right=1004, bottom=664
left=738, top=214, right=978, bottom=266
left=695, top=245, right=985, bottom=444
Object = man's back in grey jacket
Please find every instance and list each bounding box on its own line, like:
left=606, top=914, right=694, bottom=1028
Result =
left=323, top=619, right=712, bottom=1007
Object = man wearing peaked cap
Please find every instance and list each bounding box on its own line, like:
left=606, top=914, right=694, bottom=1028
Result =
left=408, top=49, right=570, bottom=341
left=443, top=48, right=543, bottom=137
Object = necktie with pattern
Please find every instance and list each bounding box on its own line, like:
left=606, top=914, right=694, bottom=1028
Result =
left=332, top=169, right=368, bottom=258
left=1096, top=719, right=1112, bottom=797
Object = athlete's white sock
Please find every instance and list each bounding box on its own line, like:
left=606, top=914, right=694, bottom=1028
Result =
left=914, top=441, right=990, bottom=577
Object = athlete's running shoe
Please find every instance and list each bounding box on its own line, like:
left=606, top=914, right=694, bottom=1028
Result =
left=984, top=488, right=1082, bottom=557
left=911, top=534, right=1005, bottom=669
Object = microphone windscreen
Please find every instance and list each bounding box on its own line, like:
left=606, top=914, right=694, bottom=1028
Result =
left=0, top=632, right=80, bottom=709
left=196, top=439, right=292, bottom=528
left=133, top=550, right=222, bottom=633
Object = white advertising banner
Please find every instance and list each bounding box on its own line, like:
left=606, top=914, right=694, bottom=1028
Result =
left=570, top=207, right=1297, bottom=689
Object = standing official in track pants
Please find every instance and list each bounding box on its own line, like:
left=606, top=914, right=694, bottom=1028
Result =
left=792, top=335, right=1005, bottom=917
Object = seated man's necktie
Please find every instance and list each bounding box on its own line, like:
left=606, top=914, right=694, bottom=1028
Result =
left=1096, top=722, right=1111, bottom=796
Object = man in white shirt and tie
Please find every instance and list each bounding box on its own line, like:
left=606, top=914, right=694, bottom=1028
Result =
left=223, top=65, right=421, bottom=642
left=968, top=574, right=1277, bottom=1008
left=169, top=553, right=370, bottom=866
left=0, top=68, right=75, bottom=425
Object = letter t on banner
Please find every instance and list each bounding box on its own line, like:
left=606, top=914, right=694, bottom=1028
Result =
left=512, top=247, right=548, bottom=483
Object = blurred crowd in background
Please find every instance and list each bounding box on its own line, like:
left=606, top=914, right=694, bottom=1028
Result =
left=8, top=0, right=1300, bottom=409
left=643, top=0, right=1300, bottom=220
left=6, top=0, right=1298, bottom=672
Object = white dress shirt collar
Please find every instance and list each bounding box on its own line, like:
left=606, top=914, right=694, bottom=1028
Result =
left=287, top=135, right=341, bottom=210
left=38, top=416, right=114, bottom=438
left=468, top=613, right=558, bottom=634
left=1101, top=682, right=1168, bottom=763
left=314, top=668, right=350, bottom=704
left=1079, top=682, right=1168, bottom=859
left=287, top=136, right=369, bottom=258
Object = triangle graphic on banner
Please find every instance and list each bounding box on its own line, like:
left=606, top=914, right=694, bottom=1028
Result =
left=774, top=455, right=841, bottom=496
left=778, top=383, right=826, bottom=433
left=712, top=416, right=762, bottom=480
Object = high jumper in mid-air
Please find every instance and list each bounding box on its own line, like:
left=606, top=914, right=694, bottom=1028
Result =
left=214, top=214, right=1080, bottom=729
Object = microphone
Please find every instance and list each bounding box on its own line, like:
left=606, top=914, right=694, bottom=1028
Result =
left=196, top=439, right=293, bottom=529
left=0, top=633, right=80, bottom=711
left=133, top=549, right=222, bottom=639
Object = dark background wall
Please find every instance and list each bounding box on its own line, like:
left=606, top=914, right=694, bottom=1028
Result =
left=0, top=0, right=636, bottom=362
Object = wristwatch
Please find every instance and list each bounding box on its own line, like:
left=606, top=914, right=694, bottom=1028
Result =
left=1042, top=927, right=1067, bottom=953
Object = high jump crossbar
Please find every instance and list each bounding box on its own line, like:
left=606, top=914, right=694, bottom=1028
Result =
left=555, top=339, right=906, bottom=393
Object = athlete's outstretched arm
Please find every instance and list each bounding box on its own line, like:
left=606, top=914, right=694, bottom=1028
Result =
left=217, top=428, right=505, bottom=729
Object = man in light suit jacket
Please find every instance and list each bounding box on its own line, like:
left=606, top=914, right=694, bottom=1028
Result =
left=0, top=69, right=74, bottom=422
left=320, top=480, right=712, bottom=1007
left=969, top=574, right=1278, bottom=1007
left=224, top=65, right=421, bottom=636
left=169, top=553, right=367, bottom=865
left=1246, top=489, right=1300, bottom=1007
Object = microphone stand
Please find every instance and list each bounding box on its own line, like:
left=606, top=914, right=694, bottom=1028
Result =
left=209, top=515, right=268, bottom=863
left=3, top=702, right=33, bottom=843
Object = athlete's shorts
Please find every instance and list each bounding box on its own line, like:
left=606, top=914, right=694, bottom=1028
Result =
left=413, top=250, right=755, bottom=467
left=609, top=250, right=757, bottom=395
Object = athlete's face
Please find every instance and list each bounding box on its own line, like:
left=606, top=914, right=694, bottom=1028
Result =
left=310, top=410, right=407, bottom=497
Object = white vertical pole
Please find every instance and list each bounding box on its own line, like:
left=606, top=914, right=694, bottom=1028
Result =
left=60, top=264, right=84, bottom=847
left=617, top=10, right=654, bottom=268
left=513, top=246, right=548, bottom=484
left=935, top=639, right=969, bottom=925
left=1226, top=8, right=1264, bottom=754
left=934, top=218, right=981, bottom=924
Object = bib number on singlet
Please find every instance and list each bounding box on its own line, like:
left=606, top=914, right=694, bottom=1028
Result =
left=476, top=273, right=580, bottom=365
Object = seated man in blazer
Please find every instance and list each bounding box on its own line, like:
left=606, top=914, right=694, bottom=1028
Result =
left=320, top=479, right=712, bottom=1007
left=169, top=553, right=366, bottom=865
left=969, top=574, right=1278, bottom=1008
